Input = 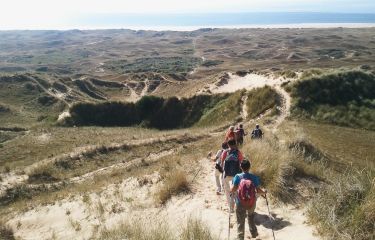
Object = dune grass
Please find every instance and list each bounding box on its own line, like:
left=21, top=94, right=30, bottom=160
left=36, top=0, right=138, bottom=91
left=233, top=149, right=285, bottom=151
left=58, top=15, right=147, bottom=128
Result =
left=100, top=217, right=217, bottom=240
left=308, top=168, right=374, bottom=240
left=155, top=170, right=190, bottom=204
left=245, top=86, right=279, bottom=119
left=196, top=90, right=244, bottom=126
left=0, top=220, right=14, bottom=240
left=288, top=70, right=375, bottom=130
left=278, top=120, right=375, bottom=239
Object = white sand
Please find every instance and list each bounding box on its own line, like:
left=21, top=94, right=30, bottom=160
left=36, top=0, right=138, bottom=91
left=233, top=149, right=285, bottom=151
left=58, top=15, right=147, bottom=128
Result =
left=209, top=73, right=287, bottom=94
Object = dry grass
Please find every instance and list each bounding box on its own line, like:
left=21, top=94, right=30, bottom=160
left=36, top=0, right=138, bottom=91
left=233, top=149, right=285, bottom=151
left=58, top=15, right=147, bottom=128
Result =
left=241, top=136, right=295, bottom=202
left=100, top=218, right=173, bottom=240
left=308, top=168, right=374, bottom=240
left=155, top=170, right=190, bottom=204
left=180, top=218, right=218, bottom=240
left=279, top=120, right=375, bottom=239
left=100, top=217, right=217, bottom=240
left=0, top=221, right=14, bottom=240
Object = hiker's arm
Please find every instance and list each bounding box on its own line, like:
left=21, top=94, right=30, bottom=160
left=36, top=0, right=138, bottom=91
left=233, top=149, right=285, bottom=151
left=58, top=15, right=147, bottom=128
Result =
left=230, top=185, right=238, bottom=194
left=256, top=187, right=267, bottom=197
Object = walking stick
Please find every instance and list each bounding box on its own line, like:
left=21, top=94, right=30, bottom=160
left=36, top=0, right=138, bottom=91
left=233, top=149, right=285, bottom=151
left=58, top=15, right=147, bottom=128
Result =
left=228, top=194, right=232, bottom=240
left=264, top=194, right=276, bottom=240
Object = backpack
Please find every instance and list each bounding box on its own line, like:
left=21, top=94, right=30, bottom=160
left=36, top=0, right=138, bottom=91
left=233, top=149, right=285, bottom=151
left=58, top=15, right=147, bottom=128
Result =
left=223, top=149, right=241, bottom=177
left=237, top=175, right=256, bottom=209
left=237, top=129, right=245, bottom=138
left=252, top=129, right=261, bottom=139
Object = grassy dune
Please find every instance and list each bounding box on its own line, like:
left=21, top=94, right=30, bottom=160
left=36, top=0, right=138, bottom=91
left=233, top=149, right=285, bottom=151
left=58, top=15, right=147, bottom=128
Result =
left=287, top=70, right=375, bottom=130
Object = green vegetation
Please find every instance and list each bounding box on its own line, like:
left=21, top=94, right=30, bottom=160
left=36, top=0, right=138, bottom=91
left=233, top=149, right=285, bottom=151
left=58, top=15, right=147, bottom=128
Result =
left=0, top=74, right=65, bottom=127
left=66, top=93, right=243, bottom=129
left=105, top=57, right=202, bottom=75
left=201, top=60, right=223, bottom=67
left=196, top=90, right=244, bottom=126
left=246, top=86, right=279, bottom=119
left=289, top=70, right=375, bottom=130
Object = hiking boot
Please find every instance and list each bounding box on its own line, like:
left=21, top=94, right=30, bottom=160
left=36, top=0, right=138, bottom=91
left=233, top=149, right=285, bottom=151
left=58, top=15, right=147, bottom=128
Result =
left=250, top=231, right=258, bottom=238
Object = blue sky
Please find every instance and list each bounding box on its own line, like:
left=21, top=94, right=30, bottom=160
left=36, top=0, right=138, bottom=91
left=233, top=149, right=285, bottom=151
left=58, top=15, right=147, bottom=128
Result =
left=0, top=0, right=374, bottom=29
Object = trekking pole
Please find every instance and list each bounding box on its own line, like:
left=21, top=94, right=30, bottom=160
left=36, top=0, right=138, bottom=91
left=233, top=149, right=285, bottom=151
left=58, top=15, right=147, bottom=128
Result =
left=264, top=194, right=276, bottom=240
left=228, top=194, right=232, bottom=240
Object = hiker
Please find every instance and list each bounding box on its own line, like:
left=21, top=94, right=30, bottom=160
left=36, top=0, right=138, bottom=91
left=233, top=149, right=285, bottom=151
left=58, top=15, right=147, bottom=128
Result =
left=221, top=139, right=244, bottom=212
left=251, top=124, right=263, bottom=139
left=224, top=126, right=236, bottom=143
left=235, top=124, right=246, bottom=145
left=230, top=159, right=267, bottom=239
left=209, top=142, right=228, bottom=194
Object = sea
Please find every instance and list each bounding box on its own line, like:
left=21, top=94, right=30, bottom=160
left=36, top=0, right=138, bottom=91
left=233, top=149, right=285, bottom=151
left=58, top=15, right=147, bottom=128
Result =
left=74, top=12, right=375, bottom=30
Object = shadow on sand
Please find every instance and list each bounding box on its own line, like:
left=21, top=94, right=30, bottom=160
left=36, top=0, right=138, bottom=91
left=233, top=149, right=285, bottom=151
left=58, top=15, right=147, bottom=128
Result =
left=254, top=212, right=291, bottom=230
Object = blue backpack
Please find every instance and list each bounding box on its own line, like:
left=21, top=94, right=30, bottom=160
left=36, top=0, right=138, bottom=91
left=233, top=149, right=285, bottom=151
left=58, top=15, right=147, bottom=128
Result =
left=223, top=149, right=241, bottom=177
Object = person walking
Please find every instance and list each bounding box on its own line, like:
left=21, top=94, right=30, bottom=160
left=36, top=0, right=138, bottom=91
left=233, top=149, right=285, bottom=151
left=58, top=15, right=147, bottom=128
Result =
left=235, top=124, right=246, bottom=145
left=221, top=139, right=244, bottom=212
left=209, top=142, right=228, bottom=194
left=251, top=124, right=263, bottom=139
left=230, top=159, right=267, bottom=239
left=224, top=126, right=236, bottom=143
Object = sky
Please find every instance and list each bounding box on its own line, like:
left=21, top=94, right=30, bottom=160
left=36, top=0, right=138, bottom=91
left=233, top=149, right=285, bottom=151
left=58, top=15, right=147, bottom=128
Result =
left=0, top=0, right=374, bottom=29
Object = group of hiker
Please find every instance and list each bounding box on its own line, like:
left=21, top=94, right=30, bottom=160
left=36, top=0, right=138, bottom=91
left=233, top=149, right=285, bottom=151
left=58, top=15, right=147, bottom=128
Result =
left=210, top=123, right=266, bottom=240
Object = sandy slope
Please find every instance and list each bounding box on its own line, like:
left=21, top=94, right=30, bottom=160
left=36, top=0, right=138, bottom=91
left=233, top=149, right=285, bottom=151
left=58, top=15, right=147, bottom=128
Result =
left=5, top=72, right=319, bottom=239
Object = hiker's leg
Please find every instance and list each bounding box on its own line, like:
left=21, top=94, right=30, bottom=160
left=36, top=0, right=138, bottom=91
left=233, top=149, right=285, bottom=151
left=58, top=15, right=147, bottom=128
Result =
left=223, top=176, right=234, bottom=211
left=247, top=204, right=258, bottom=236
left=236, top=204, right=246, bottom=240
left=214, top=169, right=221, bottom=192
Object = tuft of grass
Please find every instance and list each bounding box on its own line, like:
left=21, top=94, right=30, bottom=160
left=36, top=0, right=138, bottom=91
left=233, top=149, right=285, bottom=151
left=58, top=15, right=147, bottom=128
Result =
left=180, top=218, right=218, bottom=240
left=68, top=217, right=82, bottom=232
left=100, top=218, right=174, bottom=240
left=308, top=168, right=374, bottom=240
left=99, top=217, right=217, bottom=240
left=155, top=170, right=190, bottom=204
left=28, top=164, right=59, bottom=184
left=0, top=221, right=15, bottom=240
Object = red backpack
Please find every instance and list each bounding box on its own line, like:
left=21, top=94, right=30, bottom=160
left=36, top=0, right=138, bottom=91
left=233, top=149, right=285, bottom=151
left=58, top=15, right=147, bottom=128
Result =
left=237, top=176, right=256, bottom=209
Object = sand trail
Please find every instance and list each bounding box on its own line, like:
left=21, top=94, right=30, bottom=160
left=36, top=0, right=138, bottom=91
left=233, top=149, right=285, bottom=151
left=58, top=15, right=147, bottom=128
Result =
left=162, top=158, right=318, bottom=240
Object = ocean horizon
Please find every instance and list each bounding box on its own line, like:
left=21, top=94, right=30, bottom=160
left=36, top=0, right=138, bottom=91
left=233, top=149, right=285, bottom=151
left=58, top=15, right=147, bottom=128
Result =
left=2, top=12, right=375, bottom=30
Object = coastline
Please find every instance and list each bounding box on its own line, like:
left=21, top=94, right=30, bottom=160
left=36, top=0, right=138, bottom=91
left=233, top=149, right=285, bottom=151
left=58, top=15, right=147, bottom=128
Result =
left=2, top=23, right=375, bottom=31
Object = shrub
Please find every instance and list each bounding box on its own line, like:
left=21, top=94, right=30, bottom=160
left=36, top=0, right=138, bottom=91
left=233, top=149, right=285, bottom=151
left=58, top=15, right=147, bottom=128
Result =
left=155, top=170, right=190, bottom=204
left=67, top=93, right=232, bottom=129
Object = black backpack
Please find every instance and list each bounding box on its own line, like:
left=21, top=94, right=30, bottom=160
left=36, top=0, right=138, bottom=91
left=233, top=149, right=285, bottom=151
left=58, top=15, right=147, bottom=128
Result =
left=252, top=129, right=262, bottom=139
left=223, top=149, right=241, bottom=177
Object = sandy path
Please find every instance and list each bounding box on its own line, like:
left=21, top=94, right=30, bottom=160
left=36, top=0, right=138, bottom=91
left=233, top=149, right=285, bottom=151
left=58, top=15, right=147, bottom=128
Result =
left=161, top=157, right=318, bottom=240
left=240, top=94, right=249, bottom=121
left=272, top=85, right=292, bottom=132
